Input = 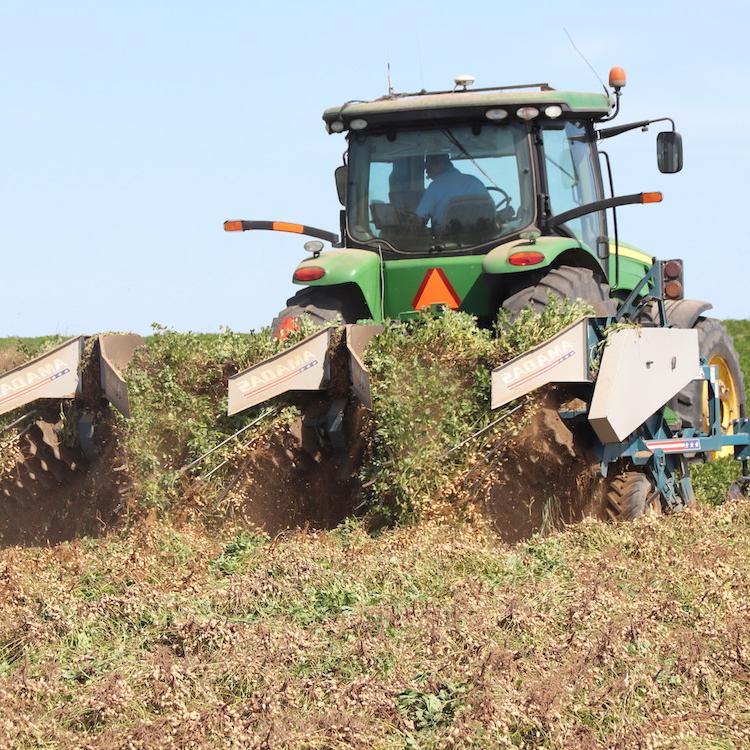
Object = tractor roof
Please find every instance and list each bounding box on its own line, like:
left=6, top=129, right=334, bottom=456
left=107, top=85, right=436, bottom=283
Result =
left=323, top=85, right=612, bottom=132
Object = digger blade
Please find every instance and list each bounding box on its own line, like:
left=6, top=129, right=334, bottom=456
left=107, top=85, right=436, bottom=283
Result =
left=0, top=338, right=83, bottom=416
left=228, top=328, right=332, bottom=415
left=226, top=324, right=385, bottom=416
left=346, top=324, right=384, bottom=410
left=35, top=419, right=62, bottom=461
left=491, top=318, right=593, bottom=410
left=99, top=333, right=144, bottom=417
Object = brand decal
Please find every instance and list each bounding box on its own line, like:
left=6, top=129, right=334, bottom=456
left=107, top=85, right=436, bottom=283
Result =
left=644, top=438, right=701, bottom=454
left=239, top=350, right=319, bottom=401
left=502, top=342, right=575, bottom=390
left=0, top=359, right=72, bottom=406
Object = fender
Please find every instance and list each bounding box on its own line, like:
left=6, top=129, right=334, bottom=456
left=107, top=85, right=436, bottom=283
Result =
left=607, top=240, right=653, bottom=295
left=636, top=299, right=712, bottom=328
left=482, top=236, right=585, bottom=275
left=484, top=236, right=654, bottom=296
left=293, top=249, right=382, bottom=320
left=665, top=299, right=712, bottom=329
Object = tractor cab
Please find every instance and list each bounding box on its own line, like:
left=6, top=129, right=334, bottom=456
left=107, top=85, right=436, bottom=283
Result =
left=325, top=82, right=612, bottom=265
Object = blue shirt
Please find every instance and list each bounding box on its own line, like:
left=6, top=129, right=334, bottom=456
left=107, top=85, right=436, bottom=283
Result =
left=415, top=165, right=489, bottom=231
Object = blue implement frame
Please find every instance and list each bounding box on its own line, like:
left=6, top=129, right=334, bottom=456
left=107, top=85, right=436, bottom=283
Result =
left=562, top=324, right=750, bottom=511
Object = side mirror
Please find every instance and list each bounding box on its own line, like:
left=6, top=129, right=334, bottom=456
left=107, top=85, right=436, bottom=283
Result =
left=657, top=131, right=683, bottom=174
left=335, top=165, right=347, bottom=206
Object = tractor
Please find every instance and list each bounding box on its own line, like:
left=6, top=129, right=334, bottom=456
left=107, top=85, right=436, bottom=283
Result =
left=223, top=69, right=748, bottom=519
left=225, top=68, right=744, bottom=436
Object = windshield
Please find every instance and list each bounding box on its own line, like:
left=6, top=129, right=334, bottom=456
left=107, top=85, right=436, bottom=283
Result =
left=347, top=124, right=534, bottom=254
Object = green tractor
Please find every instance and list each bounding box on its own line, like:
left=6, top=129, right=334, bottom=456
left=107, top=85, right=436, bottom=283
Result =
left=225, top=68, right=744, bottom=434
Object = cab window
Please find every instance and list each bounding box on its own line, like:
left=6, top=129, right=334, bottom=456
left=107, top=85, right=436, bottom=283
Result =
left=542, top=121, right=605, bottom=251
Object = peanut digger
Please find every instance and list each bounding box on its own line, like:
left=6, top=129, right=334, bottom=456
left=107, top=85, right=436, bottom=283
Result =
left=2, top=68, right=746, bottom=522
left=0, top=335, right=142, bottom=497
left=224, top=68, right=748, bottom=518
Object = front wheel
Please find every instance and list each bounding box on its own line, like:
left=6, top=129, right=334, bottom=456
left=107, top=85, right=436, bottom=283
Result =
left=606, top=471, right=661, bottom=521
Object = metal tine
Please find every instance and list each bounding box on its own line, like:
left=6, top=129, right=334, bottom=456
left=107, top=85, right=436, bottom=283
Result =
left=178, top=407, right=276, bottom=476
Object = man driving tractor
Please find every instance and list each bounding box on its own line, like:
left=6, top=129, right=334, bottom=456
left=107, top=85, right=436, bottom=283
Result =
left=415, top=153, right=492, bottom=233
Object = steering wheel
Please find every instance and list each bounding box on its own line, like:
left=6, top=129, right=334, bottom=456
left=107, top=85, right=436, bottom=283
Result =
left=487, top=185, right=513, bottom=211
left=487, top=186, right=512, bottom=211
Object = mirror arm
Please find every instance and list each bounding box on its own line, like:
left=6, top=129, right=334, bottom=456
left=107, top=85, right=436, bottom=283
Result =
left=597, top=117, right=675, bottom=140
left=224, top=221, right=340, bottom=245
left=546, top=193, right=655, bottom=229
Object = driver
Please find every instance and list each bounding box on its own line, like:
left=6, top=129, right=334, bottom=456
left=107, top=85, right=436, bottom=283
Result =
left=415, top=154, right=491, bottom=233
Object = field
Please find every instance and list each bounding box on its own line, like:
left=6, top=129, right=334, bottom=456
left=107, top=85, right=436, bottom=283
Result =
left=0, top=317, right=748, bottom=748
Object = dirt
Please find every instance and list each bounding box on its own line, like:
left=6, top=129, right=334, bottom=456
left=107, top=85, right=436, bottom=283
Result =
left=1, top=389, right=609, bottom=547
left=189, top=401, right=370, bottom=535
left=475, top=394, right=607, bottom=543
left=0, top=411, right=127, bottom=548
left=206, top=391, right=607, bottom=542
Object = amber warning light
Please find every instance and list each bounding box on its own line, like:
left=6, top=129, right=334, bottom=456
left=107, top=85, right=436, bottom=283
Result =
left=608, top=66, right=627, bottom=90
left=641, top=192, right=663, bottom=204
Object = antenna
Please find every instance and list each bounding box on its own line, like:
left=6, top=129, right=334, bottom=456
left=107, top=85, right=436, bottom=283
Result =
left=563, top=27, right=608, bottom=95
left=387, top=62, right=394, bottom=97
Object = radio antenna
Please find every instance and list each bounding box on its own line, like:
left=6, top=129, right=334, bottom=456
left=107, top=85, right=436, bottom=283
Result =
left=387, top=62, right=394, bottom=97
left=563, top=28, right=608, bottom=95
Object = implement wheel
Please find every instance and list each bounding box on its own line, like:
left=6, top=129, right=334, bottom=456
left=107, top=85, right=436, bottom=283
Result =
left=673, top=318, right=745, bottom=457
left=606, top=471, right=661, bottom=521
left=501, top=265, right=618, bottom=317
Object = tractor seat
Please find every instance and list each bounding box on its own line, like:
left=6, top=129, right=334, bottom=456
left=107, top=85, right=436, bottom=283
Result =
left=437, top=195, right=496, bottom=244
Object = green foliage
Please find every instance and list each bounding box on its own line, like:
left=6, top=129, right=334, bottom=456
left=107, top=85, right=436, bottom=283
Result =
left=361, top=300, right=593, bottom=523
left=724, top=319, right=750, bottom=392
left=691, top=456, right=742, bottom=506
left=493, top=295, right=593, bottom=358
left=396, top=679, right=467, bottom=732
left=122, top=322, right=316, bottom=508
left=0, top=334, right=68, bottom=360
left=211, top=531, right=269, bottom=576
left=293, top=582, right=362, bottom=624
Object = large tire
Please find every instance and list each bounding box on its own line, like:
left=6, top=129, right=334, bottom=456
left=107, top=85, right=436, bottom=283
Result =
left=271, top=287, right=360, bottom=339
left=502, top=265, right=618, bottom=317
left=673, top=317, right=746, bottom=433
left=606, top=471, right=661, bottom=521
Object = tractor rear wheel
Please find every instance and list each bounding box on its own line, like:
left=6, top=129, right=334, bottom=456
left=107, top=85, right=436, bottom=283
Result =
left=606, top=471, right=661, bottom=521
left=502, top=265, right=618, bottom=317
left=673, top=318, right=746, bottom=450
left=271, top=287, right=362, bottom=339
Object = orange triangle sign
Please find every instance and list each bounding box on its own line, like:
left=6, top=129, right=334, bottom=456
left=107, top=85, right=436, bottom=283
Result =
left=412, top=268, right=461, bottom=310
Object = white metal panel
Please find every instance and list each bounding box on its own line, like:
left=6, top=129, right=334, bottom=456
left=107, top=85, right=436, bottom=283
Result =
left=0, top=338, right=82, bottom=416
left=346, top=324, right=384, bottom=410
left=491, top=318, right=592, bottom=410
left=588, top=327, right=701, bottom=443
left=227, top=328, right=331, bottom=415
left=99, top=334, right=144, bottom=418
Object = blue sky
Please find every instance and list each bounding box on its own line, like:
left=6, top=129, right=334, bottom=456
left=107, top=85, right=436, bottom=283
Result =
left=1, top=0, right=748, bottom=336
